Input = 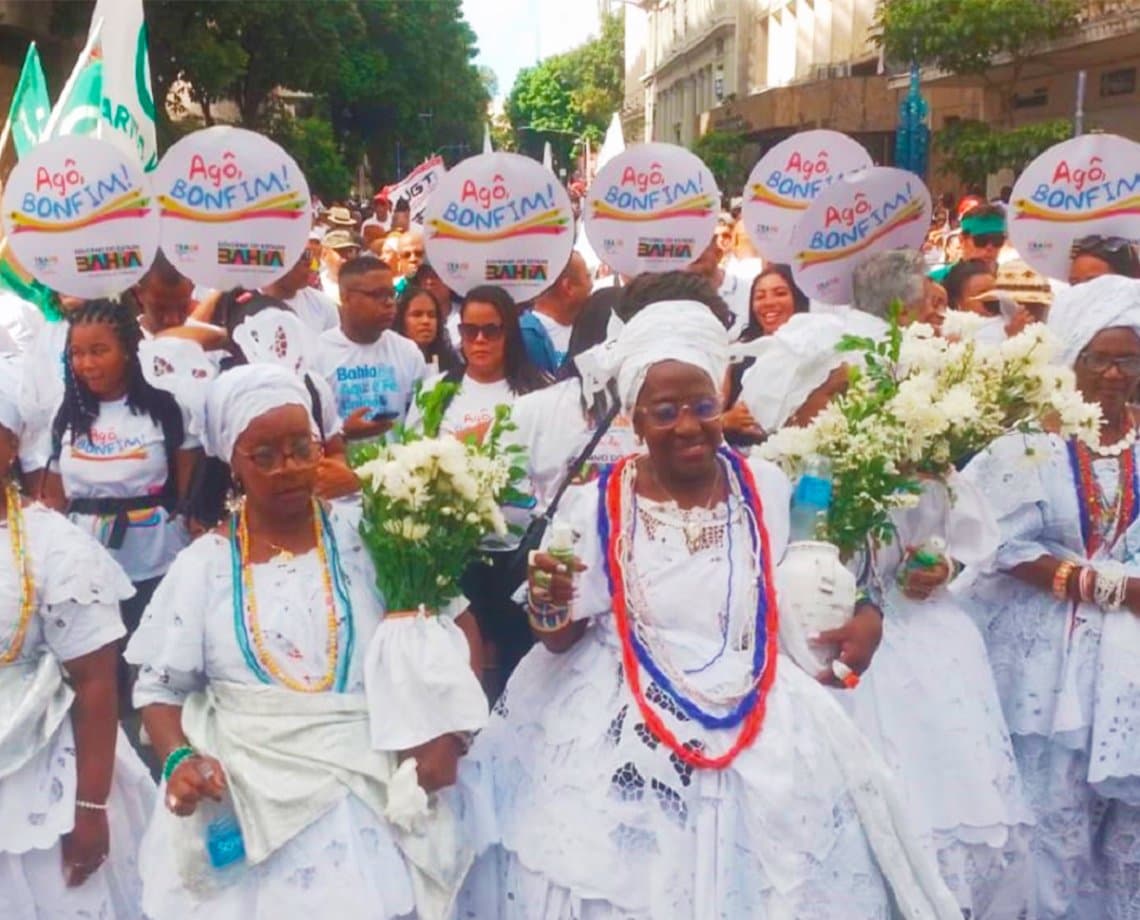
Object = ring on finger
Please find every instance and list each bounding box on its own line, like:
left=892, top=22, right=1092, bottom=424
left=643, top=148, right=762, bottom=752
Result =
left=166, top=793, right=180, bottom=812
left=831, top=660, right=854, bottom=682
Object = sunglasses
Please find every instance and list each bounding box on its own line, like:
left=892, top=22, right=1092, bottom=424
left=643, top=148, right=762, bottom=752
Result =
left=1080, top=352, right=1140, bottom=376
left=968, top=233, right=1006, bottom=248
left=638, top=396, right=723, bottom=430
left=1072, top=235, right=1133, bottom=254
left=458, top=322, right=504, bottom=343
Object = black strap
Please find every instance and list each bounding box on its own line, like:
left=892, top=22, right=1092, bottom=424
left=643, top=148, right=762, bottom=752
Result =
left=543, top=401, right=621, bottom=523
left=302, top=373, right=327, bottom=443
left=68, top=494, right=172, bottom=550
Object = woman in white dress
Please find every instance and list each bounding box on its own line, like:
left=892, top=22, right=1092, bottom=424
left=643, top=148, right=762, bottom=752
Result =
left=958, top=274, right=1140, bottom=920
left=458, top=299, right=960, bottom=919
left=742, top=311, right=1034, bottom=919
left=125, top=364, right=476, bottom=920
left=0, top=357, right=153, bottom=919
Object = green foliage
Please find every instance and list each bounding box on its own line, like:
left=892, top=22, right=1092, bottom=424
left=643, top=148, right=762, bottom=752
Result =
left=873, top=0, right=1081, bottom=79
left=266, top=114, right=353, bottom=201
left=503, top=10, right=623, bottom=161
left=934, top=118, right=1074, bottom=188
left=691, top=130, right=747, bottom=196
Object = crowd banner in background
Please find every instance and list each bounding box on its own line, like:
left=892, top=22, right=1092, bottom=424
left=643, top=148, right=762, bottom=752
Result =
left=583, top=142, right=718, bottom=277
left=742, top=129, right=872, bottom=264
left=790, top=165, right=932, bottom=305
left=387, top=155, right=446, bottom=225
left=1007, top=133, right=1140, bottom=281
left=423, top=151, right=574, bottom=302
left=152, top=126, right=311, bottom=290
left=1, top=134, right=157, bottom=298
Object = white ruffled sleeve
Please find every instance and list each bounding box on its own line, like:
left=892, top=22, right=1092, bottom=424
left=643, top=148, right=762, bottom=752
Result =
left=27, top=506, right=132, bottom=662
left=125, top=536, right=222, bottom=707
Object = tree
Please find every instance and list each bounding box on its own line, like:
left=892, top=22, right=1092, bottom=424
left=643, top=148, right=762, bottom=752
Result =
left=874, top=0, right=1080, bottom=128
left=934, top=118, right=1073, bottom=188
left=691, top=130, right=747, bottom=196
left=267, top=113, right=353, bottom=201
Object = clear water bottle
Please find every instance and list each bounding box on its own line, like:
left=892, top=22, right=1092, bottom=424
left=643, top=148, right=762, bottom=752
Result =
left=789, top=456, right=833, bottom=542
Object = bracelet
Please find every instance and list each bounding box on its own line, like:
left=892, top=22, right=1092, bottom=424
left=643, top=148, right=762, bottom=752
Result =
left=528, top=598, right=572, bottom=633
left=162, top=744, right=197, bottom=781
left=1052, top=561, right=1076, bottom=601
left=75, top=799, right=108, bottom=811
left=1093, top=562, right=1128, bottom=612
left=1078, top=566, right=1096, bottom=605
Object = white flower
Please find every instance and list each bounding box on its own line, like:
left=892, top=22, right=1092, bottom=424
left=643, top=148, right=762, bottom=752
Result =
left=937, top=383, right=978, bottom=426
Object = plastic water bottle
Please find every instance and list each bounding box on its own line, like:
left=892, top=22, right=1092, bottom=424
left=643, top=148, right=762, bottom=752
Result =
left=194, top=760, right=245, bottom=878
left=789, top=456, right=833, bottom=542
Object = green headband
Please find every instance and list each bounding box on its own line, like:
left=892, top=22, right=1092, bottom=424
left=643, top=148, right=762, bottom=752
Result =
left=961, top=212, right=1006, bottom=237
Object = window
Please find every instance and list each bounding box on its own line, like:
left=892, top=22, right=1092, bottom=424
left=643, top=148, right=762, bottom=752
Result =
left=1101, top=67, right=1137, bottom=98
left=1012, top=87, right=1048, bottom=110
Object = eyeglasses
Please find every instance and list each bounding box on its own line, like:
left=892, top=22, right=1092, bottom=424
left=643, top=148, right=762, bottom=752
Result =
left=236, top=435, right=321, bottom=472
left=638, top=396, right=723, bottom=429
left=968, top=233, right=1006, bottom=249
left=458, top=322, right=504, bottom=342
left=1080, top=352, right=1140, bottom=376
left=344, top=286, right=396, bottom=302
left=1072, top=235, right=1133, bottom=254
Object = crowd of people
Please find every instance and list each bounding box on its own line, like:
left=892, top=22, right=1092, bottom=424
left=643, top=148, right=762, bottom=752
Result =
left=0, top=158, right=1139, bottom=920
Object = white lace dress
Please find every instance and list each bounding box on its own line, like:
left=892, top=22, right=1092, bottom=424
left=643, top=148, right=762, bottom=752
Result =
left=457, top=456, right=960, bottom=920
left=0, top=504, right=154, bottom=920
left=124, top=503, right=422, bottom=920
left=850, top=475, right=1034, bottom=919
left=957, top=433, right=1140, bottom=920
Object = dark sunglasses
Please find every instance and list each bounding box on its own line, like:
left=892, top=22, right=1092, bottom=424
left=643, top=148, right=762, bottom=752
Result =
left=968, top=233, right=1006, bottom=248
left=1072, top=235, right=1133, bottom=255
left=458, top=322, right=504, bottom=343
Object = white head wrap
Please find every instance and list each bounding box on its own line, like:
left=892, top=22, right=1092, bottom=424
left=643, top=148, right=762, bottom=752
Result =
left=0, top=356, right=22, bottom=435
left=203, top=364, right=316, bottom=461
left=1047, top=274, right=1140, bottom=367
left=232, top=307, right=314, bottom=377
left=575, top=300, right=731, bottom=410
left=738, top=314, right=848, bottom=433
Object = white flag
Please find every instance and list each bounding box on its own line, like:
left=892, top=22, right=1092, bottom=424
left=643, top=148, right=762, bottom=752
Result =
left=88, top=0, right=159, bottom=170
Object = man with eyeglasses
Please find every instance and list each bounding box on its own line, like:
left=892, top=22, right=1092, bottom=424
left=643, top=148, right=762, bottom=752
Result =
left=313, top=256, right=427, bottom=443
left=930, top=204, right=1008, bottom=284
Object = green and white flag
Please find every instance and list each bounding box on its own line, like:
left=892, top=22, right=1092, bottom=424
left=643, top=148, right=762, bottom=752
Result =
left=43, top=20, right=104, bottom=140
left=1, top=43, right=50, bottom=158
left=89, top=0, right=159, bottom=171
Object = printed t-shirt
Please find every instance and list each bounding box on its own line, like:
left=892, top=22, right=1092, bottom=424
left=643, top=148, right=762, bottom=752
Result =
left=314, top=328, right=427, bottom=428
left=57, top=397, right=196, bottom=581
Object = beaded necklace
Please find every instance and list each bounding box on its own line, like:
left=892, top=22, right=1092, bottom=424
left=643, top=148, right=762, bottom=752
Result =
left=600, top=447, right=779, bottom=770
left=1067, top=439, right=1138, bottom=558
left=1, top=481, right=34, bottom=664
left=229, top=501, right=354, bottom=692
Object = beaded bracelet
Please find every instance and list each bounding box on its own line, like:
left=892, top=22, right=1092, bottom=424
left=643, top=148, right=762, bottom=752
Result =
left=1078, top=566, right=1096, bottom=605
left=75, top=799, right=108, bottom=811
left=162, top=745, right=197, bottom=781
left=528, top=599, right=572, bottom=633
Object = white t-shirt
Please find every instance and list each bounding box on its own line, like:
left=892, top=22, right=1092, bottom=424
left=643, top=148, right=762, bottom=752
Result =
left=534, top=311, right=573, bottom=366
left=445, top=311, right=462, bottom=350
left=361, top=214, right=391, bottom=234
left=57, top=397, right=197, bottom=581
left=509, top=379, right=639, bottom=511
left=406, top=372, right=515, bottom=436
left=280, top=287, right=340, bottom=334
left=314, top=328, right=427, bottom=425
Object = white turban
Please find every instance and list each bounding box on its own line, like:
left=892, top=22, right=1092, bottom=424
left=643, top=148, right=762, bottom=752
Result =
left=576, top=300, right=731, bottom=410
left=0, top=356, right=21, bottom=435
left=204, top=364, right=316, bottom=461
left=738, top=314, right=848, bottom=433
left=1048, top=274, right=1140, bottom=368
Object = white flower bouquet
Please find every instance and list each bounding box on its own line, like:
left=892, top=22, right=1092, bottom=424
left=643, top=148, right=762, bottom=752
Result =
left=353, top=381, right=528, bottom=752
left=762, top=307, right=1101, bottom=556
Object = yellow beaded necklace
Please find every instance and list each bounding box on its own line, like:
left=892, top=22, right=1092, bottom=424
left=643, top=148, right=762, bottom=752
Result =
left=2, top=481, right=34, bottom=664
left=237, top=501, right=340, bottom=692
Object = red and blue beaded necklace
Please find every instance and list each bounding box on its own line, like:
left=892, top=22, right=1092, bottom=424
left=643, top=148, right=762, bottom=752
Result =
left=1066, top=438, right=1138, bottom=557
left=598, top=447, right=779, bottom=770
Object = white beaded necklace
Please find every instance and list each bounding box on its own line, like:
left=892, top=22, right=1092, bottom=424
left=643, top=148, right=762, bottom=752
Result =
left=1092, top=427, right=1138, bottom=458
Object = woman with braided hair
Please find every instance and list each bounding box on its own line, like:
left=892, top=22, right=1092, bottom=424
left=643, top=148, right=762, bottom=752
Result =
left=42, top=299, right=201, bottom=642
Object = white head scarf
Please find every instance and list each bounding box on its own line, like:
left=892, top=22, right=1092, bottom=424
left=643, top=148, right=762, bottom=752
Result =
left=1049, top=274, right=1140, bottom=368
left=575, top=300, right=731, bottom=410
left=204, top=364, right=316, bottom=462
left=738, top=314, right=847, bottom=433
left=0, top=356, right=22, bottom=435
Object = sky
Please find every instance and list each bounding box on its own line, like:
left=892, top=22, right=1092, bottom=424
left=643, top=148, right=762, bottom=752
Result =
left=462, top=0, right=603, bottom=103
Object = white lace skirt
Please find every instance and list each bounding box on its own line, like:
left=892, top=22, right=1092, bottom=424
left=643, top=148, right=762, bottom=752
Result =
left=851, top=588, right=1034, bottom=918
left=0, top=730, right=154, bottom=920
left=138, top=793, right=418, bottom=920
left=457, top=624, right=913, bottom=920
